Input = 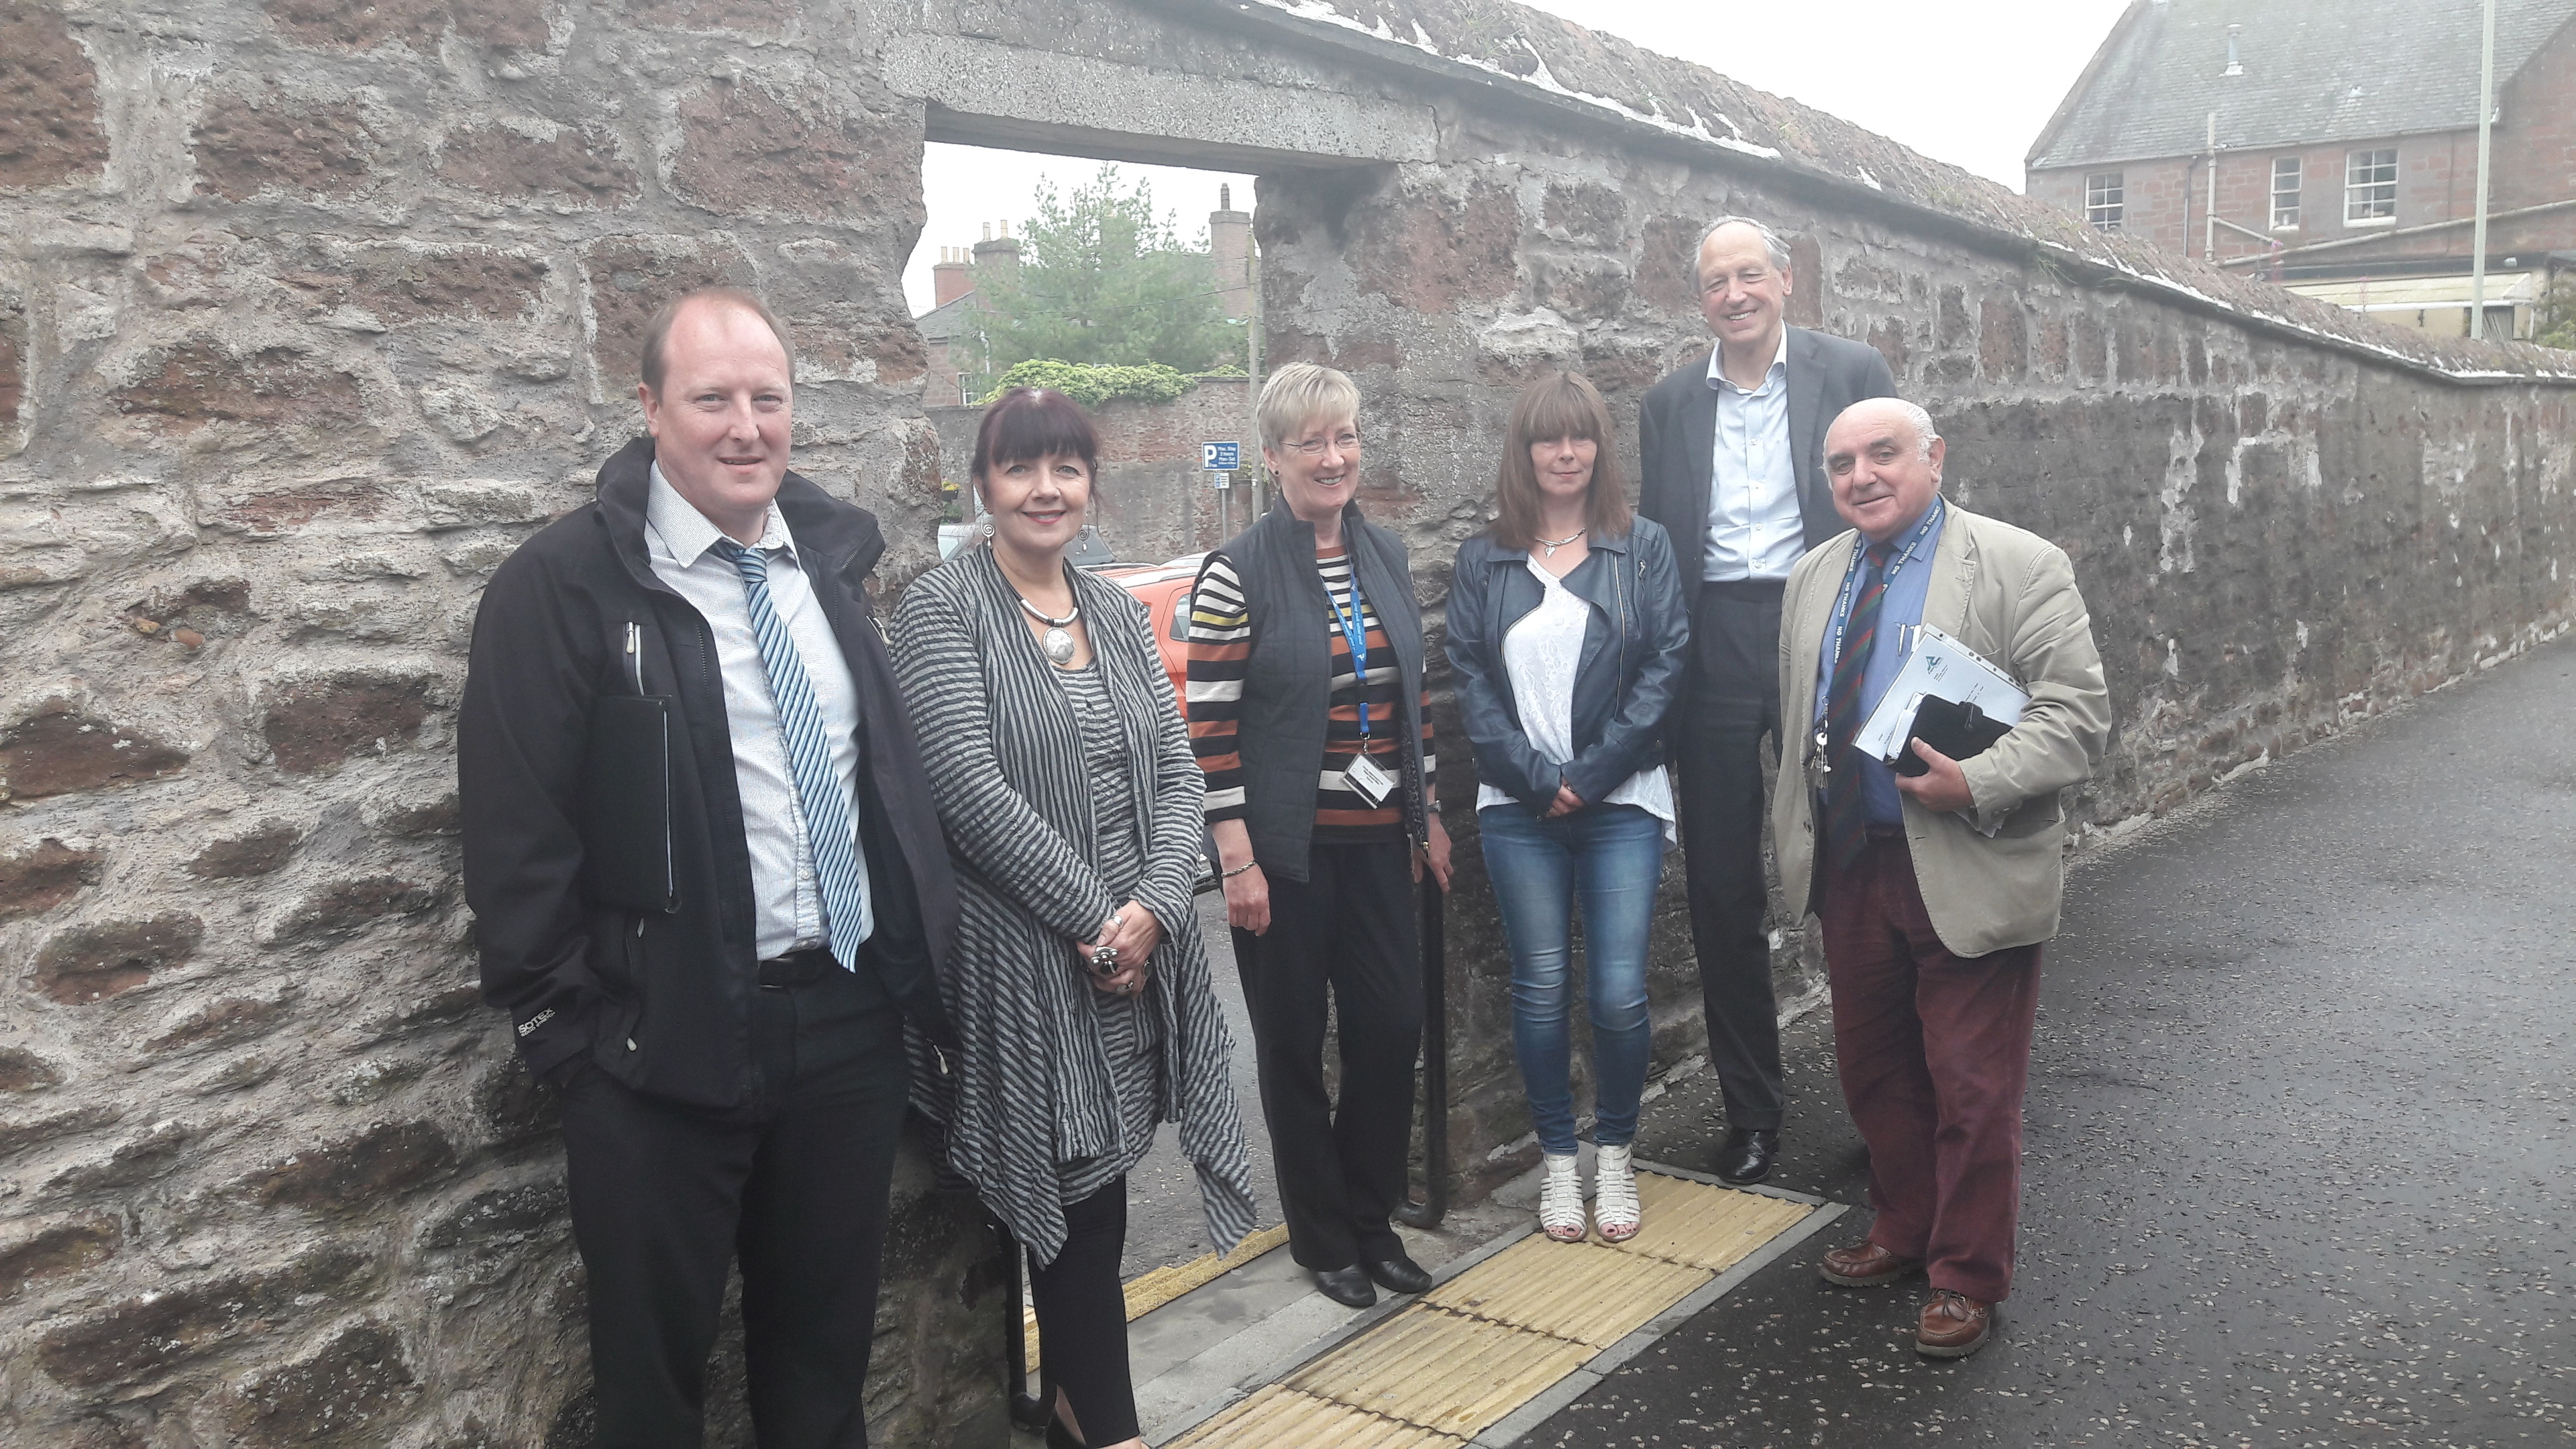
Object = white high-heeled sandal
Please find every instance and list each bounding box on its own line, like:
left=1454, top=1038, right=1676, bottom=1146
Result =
left=1593, top=1143, right=1641, bottom=1243
left=1538, top=1152, right=1586, bottom=1242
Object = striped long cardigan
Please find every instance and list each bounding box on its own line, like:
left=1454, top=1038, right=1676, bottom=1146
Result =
left=888, top=545, right=1257, bottom=1266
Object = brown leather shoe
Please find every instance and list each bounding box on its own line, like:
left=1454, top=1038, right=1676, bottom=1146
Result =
left=1915, top=1289, right=1992, bottom=1358
left=1819, top=1240, right=1922, bottom=1287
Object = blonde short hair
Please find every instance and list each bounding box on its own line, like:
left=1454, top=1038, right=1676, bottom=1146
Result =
left=1256, top=362, right=1360, bottom=451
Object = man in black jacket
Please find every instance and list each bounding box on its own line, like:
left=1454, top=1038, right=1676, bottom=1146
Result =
left=1639, top=217, right=1896, bottom=1186
left=460, top=287, right=956, bottom=1448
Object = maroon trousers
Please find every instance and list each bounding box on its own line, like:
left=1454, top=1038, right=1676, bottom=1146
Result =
left=1820, top=828, right=2041, bottom=1303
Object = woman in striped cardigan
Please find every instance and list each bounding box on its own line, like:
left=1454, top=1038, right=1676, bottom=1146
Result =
left=890, top=388, right=1255, bottom=1449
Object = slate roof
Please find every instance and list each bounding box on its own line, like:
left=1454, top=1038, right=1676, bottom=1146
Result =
left=2027, top=0, right=2576, bottom=171
left=913, top=291, right=978, bottom=342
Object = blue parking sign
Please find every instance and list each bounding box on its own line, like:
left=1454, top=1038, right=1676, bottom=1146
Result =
left=1201, top=441, right=1240, bottom=472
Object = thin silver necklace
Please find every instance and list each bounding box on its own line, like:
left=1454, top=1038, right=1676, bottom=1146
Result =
left=1536, top=527, right=1585, bottom=558
left=1017, top=594, right=1081, bottom=665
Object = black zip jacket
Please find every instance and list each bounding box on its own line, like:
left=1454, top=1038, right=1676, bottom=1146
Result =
left=1445, top=518, right=1689, bottom=810
left=460, top=437, right=958, bottom=1108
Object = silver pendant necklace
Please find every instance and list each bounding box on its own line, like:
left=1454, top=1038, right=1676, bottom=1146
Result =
left=1536, top=528, right=1585, bottom=558
left=1018, top=594, right=1081, bottom=665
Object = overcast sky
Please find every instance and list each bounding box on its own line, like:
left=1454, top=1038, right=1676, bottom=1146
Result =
left=902, top=0, right=2137, bottom=315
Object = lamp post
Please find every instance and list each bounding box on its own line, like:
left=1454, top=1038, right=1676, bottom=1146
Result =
left=2471, top=0, right=2496, bottom=339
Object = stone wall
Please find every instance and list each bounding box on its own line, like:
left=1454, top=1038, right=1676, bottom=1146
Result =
left=3, top=0, right=2573, bottom=1444
left=0, top=3, right=995, bottom=1447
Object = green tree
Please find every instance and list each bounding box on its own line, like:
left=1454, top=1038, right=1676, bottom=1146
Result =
left=975, top=165, right=1244, bottom=375
left=2536, top=273, right=2576, bottom=352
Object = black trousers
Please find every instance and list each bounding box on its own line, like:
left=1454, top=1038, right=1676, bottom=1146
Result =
left=1674, top=584, right=1788, bottom=1134
left=1232, top=838, right=1423, bottom=1270
left=558, top=957, right=909, bottom=1449
left=1031, top=1178, right=1140, bottom=1445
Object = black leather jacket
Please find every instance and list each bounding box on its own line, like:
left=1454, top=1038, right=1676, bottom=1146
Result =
left=1445, top=518, right=1689, bottom=811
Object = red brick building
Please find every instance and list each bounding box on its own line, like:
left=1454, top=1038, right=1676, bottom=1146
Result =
left=2027, top=0, right=2576, bottom=338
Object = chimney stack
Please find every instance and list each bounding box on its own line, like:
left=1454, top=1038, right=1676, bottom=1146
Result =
left=932, top=246, right=974, bottom=308
left=2224, top=23, right=2244, bottom=75
left=973, top=222, right=1021, bottom=274
left=1208, top=184, right=1253, bottom=321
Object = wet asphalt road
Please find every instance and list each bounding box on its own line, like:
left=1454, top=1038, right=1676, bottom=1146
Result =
left=1529, top=638, right=2576, bottom=1448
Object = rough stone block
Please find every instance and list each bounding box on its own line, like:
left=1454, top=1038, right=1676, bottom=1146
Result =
left=251, top=1121, right=460, bottom=1214
left=263, top=0, right=449, bottom=52
left=0, top=839, right=107, bottom=919
left=1352, top=177, right=1518, bottom=313
left=34, top=1248, right=371, bottom=1389
left=113, top=343, right=364, bottom=432
left=187, top=821, right=301, bottom=878
left=147, top=992, right=294, bottom=1054
left=580, top=235, right=755, bottom=392
left=1633, top=215, right=1701, bottom=314
left=0, top=288, right=23, bottom=435
left=193, top=92, right=379, bottom=201
left=225, top=1320, right=421, bottom=1447
left=669, top=79, right=908, bottom=221
left=624, top=0, right=796, bottom=36
left=260, top=672, right=433, bottom=773
left=0, top=3, right=109, bottom=191
left=30, top=913, right=202, bottom=1004
left=0, top=1213, right=121, bottom=1301
left=1785, top=234, right=1824, bottom=327
left=0, top=1104, right=121, bottom=1162
left=1980, top=297, right=2027, bottom=382
left=266, top=875, right=441, bottom=945
left=284, top=246, right=547, bottom=325
left=0, top=1046, right=66, bottom=1092
left=44, top=1118, right=195, bottom=1195
left=417, top=1175, right=569, bottom=1251
left=439, top=121, right=636, bottom=205
left=0, top=708, right=190, bottom=800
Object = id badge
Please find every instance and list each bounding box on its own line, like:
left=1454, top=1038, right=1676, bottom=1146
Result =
left=1342, top=751, right=1396, bottom=807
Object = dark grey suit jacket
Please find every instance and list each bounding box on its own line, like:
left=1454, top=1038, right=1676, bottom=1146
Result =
left=1637, top=326, right=1898, bottom=610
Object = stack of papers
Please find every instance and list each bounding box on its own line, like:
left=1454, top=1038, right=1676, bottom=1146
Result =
left=1856, top=625, right=2030, bottom=765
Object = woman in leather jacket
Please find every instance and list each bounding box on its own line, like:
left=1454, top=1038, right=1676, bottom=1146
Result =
left=1446, top=372, right=1688, bottom=1244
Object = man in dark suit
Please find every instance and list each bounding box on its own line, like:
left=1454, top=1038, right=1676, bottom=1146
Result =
left=1639, top=217, right=1896, bottom=1185
left=460, top=287, right=956, bottom=1447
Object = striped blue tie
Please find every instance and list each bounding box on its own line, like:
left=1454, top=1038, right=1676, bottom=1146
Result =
left=715, top=539, right=871, bottom=971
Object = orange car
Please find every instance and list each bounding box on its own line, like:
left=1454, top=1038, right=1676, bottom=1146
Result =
left=1099, top=553, right=1205, bottom=711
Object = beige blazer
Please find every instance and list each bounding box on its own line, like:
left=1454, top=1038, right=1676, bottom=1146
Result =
left=1771, top=500, right=2112, bottom=958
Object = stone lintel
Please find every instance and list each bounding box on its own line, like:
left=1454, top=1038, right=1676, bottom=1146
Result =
left=887, top=34, right=1434, bottom=172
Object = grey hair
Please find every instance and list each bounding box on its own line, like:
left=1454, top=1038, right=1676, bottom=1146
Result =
left=1694, top=215, right=1792, bottom=288
left=1829, top=397, right=1942, bottom=466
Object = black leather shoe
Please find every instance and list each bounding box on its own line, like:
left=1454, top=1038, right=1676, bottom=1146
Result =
left=1362, top=1253, right=1433, bottom=1295
left=1715, top=1128, right=1778, bottom=1185
left=1312, top=1264, right=1378, bottom=1307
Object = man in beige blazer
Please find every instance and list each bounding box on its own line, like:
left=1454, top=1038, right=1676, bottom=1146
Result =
left=1772, top=397, right=2109, bottom=1358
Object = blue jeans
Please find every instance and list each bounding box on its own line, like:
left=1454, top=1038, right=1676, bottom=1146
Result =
left=1478, top=800, right=1666, bottom=1155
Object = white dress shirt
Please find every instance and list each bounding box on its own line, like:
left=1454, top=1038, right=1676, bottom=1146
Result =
left=1472, top=560, right=1677, bottom=841
left=1703, top=329, right=1802, bottom=582
left=645, top=464, right=870, bottom=959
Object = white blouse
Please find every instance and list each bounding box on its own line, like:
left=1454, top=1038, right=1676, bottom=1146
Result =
left=1474, top=559, right=1676, bottom=840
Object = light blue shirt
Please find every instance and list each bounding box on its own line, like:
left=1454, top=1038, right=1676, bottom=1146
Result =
left=643, top=464, right=871, bottom=959
left=1703, top=329, right=1800, bottom=581
left=1811, top=497, right=1947, bottom=826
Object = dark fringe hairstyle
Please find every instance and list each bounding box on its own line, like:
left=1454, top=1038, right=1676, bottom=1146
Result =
left=638, top=286, right=796, bottom=394
left=1490, top=372, right=1631, bottom=551
left=971, top=388, right=1102, bottom=498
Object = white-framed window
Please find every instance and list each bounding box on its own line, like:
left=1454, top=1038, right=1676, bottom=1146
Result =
left=2271, top=156, right=2302, bottom=229
left=2345, top=148, right=2398, bottom=223
left=2084, top=171, right=2125, bottom=231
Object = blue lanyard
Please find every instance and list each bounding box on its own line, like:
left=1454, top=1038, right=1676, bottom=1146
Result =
left=1326, top=567, right=1371, bottom=741
left=1819, top=497, right=1944, bottom=733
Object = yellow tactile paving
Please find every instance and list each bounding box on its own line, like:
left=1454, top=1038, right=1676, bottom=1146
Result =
left=1165, top=1172, right=1820, bottom=1448
left=1287, top=1305, right=1597, bottom=1438
left=1030, top=1222, right=1295, bottom=1368
left=1169, top=1384, right=1467, bottom=1449
left=1604, top=1172, right=1814, bottom=1273
left=1424, top=1235, right=1715, bottom=1347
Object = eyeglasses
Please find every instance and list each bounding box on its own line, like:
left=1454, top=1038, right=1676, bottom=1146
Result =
left=1285, top=430, right=1361, bottom=457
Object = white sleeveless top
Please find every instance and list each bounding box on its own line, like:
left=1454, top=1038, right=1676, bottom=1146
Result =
left=1473, top=559, right=1676, bottom=841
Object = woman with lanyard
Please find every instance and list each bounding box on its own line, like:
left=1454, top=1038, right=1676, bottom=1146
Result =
left=892, top=388, right=1256, bottom=1449
left=1446, top=372, right=1688, bottom=1244
left=1185, top=362, right=1454, bottom=1309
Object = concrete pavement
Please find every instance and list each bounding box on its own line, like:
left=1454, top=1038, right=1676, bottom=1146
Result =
left=1522, top=638, right=2576, bottom=1446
